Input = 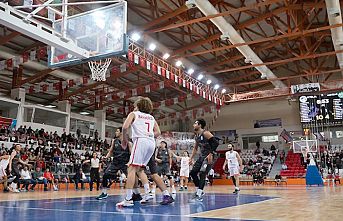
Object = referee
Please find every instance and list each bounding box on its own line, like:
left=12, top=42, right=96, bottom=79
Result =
left=83, top=152, right=101, bottom=191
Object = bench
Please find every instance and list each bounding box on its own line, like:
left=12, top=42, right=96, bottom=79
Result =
left=264, top=178, right=287, bottom=186
left=240, top=179, right=254, bottom=185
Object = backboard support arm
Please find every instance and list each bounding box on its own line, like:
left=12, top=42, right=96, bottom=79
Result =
left=0, top=3, right=89, bottom=59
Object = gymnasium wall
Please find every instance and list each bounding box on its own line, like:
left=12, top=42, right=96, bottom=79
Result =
left=161, top=99, right=301, bottom=131
left=212, top=98, right=301, bottom=131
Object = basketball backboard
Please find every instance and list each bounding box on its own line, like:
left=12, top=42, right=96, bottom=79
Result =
left=293, top=139, right=318, bottom=154
left=48, top=1, right=128, bottom=68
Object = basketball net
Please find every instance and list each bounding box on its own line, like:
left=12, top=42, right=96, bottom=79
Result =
left=88, top=58, right=112, bottom=81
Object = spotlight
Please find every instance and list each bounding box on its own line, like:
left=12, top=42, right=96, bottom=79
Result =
left=221, top=88, right=227, bottom=94
left=187, top=68, right=194, bottom=75
left=131, top=33, right=141, bottom=41
left=149, top=43, right=156, bottom=51
left=45, top=105, right=56, bottom=108
left=197, top=74, right=204, bottom=80
left=175, top=60, right=182, bottom=67
left=162, top=53, right=170, bottom=60
left=206, top=79, right=212, bottom=85
left=214, top=84, right=220, bottom=90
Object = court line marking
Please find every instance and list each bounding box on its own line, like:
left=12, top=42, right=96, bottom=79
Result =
left=191, top=197, right=280, bottom=219
left=0, top=205, right=192, bottom=218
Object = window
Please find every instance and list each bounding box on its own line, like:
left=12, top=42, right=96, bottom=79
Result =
left=262, top=135, right=279, bottom=142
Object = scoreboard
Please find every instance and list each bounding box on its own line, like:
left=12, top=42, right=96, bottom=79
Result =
left=299, top=92, right=343, bottom=128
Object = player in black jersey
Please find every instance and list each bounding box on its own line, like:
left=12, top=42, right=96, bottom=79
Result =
left=189, top=119, right=219, bottom=202
left=96, top=128, right=131, bottom=200
left=154, top=141, right=176, bottom=194
left=8, top=144, right=32, bottom=193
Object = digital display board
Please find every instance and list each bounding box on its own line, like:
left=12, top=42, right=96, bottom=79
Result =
left=299, top=92, right=343, bottom=128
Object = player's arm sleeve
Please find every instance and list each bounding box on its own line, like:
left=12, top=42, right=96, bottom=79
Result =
left=208, top=137, right=219, bottom=152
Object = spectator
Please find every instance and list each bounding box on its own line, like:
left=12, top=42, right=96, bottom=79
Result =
left=262, top=148, right=269, bottom=156
left=43, top=168, right=58, bottom=191
left=280, top=150, right=285, bottom=164
left=32, top=167, right=48, bottom=191
left=334, top=173, right=341, bottom=185
left=73, top=168, right=87, bottom=190
left=208, top=168, right=215, bottom=186
left=275, top=174, right=282, bottom=185
left=282, top=164, right=288, bottom=170
left=20, top=165, right=36, bottom=191
left=76, top=128, right=81, bottom=139
left=94, top=130, right=99, bottom=140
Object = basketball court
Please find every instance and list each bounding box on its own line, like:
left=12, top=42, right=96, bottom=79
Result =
left=0, top=186, right=342, bottom=221
left=0, top=0, right=342, bottom=220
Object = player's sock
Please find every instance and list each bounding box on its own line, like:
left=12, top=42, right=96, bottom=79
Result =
left=126, top=189, right=133, bottom=200
left=143, top=183, right=150, bottom=194
left=196, top=189, right=203, bottom=197
left=162, top=190, right=170, bottom=196
left=133, top=188, right=140, bottom=194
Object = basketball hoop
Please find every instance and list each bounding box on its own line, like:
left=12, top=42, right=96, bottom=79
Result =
left=88, top=58, right=112, bottom=81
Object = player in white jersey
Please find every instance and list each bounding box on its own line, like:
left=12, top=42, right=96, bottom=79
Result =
left=171, top=151, right=190, bottom=191
left=116, top=97, right=161, bottom=207
left=0, top=155, right=10, bottom=192
left=223, top=143, right=243, bottom=194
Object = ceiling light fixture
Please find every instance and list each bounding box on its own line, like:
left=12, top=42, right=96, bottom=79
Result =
left=162, top=53, right=170, bottom=60
left=175, top=60, right=182, bottom=67
left=131, top=32, right=141, bottom=41
left=187, top=68, right=194, bottom=75
left=149, top=43, right=156, bottom=51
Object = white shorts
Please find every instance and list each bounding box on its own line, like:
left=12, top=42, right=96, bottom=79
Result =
left=129, top=138, right=155, bottom=167
left=180, top=168, right=189, bottom=177
left=229, top=166, right=240, bottom=176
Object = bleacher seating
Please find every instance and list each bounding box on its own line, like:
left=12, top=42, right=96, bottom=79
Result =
left=280, top=150, right=306, bottom=177
left=213, top=157, right=225, bottom=175
left=214, top=148, right=277, bottom=178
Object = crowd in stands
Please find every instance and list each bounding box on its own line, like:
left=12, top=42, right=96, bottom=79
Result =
left=240, top=144, right=278, bottom=182
left=0, top=125, right=110, bottom=152
left=0, top=125, right=117, bottom=192
left=8, top=125, right=341, bottom=191
left=309, top=146, right=343, bottom=181
left=0, top=125, right=213, bottom=192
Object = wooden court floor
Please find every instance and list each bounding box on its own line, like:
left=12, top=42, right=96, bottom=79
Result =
left=0, top=185, right=342, bottom=221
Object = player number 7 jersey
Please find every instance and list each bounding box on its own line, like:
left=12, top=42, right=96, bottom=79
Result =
left=131, top=111, right=155, bottom=139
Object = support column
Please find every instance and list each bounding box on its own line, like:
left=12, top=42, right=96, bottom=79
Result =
left=10, top=88, right=25, bottom=129
left=57, top=100, right=71, bottom=134
left=94, top=109, right=106, bottom=141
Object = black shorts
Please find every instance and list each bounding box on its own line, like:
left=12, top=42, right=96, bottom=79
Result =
left=146, top=157, right=157, bottom=175
left=104, top=163, right=127, bottom=176
left=157, top=163, right=171, bottom=176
